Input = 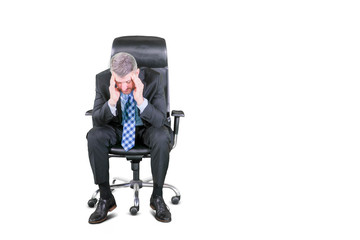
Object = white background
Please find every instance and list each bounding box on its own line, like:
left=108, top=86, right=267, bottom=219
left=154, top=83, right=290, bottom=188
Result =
left=0, top=0, right=359, bottom=239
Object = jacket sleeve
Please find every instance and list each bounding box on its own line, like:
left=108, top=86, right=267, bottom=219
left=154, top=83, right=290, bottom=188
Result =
left=92, top=71, right=117, bottom=127
left=140, top=72, right=168, bottom=128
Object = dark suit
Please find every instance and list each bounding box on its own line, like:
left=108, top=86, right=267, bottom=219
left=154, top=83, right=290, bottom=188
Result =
left=87, top=67, right=173, bottom=193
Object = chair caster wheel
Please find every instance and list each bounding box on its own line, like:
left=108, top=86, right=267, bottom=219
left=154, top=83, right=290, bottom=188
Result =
left=130, top=206, right=138, bottom=215
left=88, top=198, right=97, bottom=208
left=171, top=196, right=180, bottom=204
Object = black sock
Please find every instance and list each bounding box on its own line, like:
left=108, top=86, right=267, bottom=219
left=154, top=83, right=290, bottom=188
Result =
left=98, top=182, right=112, bottom=200
left=152, top=186, right=163, bottom=198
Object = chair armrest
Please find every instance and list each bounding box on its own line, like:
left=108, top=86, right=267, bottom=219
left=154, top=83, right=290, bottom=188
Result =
left=171, top=110, right=184, bottom=149
left=85, top=109, right=93, bottom=116
left=171, top=110, right=185, bottom=117
left=171, top=110, right=185, bottom=135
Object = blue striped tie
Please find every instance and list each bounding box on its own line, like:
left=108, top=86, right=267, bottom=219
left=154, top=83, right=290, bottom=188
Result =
left=121, top=93, right=136, bottom=151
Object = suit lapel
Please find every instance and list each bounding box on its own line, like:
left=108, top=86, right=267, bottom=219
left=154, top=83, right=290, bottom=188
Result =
left=116, top=93, right=122, bottom=124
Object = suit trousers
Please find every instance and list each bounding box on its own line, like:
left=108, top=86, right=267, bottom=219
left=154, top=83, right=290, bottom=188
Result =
left=87, top=124, right=173, bottom=190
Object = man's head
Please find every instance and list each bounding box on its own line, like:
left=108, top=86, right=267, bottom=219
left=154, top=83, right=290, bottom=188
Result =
left=110, top=52, right=139, bottom=94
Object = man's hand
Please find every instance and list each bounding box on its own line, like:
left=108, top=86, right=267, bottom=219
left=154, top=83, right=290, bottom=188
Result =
left=108, top=73, right=120, bottom=107
left=132, top=72, right=144, bottom=105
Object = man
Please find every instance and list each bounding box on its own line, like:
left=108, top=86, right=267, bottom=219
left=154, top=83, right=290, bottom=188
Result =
left=87, top=52, right=173, bottom=223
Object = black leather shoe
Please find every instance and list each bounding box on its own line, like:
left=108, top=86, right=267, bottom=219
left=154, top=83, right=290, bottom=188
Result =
left=88, top=196, right=117, bottom=224
left=150, top=196, right=171, bottom=223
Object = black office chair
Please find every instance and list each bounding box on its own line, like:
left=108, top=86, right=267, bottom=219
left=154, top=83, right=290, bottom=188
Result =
left=86, top=36, right=184, bottom=215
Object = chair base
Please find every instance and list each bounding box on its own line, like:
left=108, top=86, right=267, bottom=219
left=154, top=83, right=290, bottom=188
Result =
left=88, top=177, right=181, bottom=215
left=88, top=157, right=180, bottom=215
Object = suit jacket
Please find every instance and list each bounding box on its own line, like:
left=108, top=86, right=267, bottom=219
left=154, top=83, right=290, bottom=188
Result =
left=92, top=67, right=170, bottom=129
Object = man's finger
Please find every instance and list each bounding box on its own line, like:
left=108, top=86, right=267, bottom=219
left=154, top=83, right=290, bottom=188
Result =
left=110, top=74, right=116, bottom=87
left=132, top=73, right=137, bottom=84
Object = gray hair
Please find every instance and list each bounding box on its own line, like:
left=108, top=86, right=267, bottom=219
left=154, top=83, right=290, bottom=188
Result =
left=110, top=52, right=138, bottom=77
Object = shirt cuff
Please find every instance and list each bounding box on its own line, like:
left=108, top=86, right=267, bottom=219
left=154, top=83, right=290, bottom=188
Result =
left=107, top=101, right=117, bottom=116
left=137, top=98, right=148, bottom=113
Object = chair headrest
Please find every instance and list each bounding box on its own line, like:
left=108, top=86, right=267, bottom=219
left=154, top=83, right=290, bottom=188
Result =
left=111, top=36, right=167, bottom=68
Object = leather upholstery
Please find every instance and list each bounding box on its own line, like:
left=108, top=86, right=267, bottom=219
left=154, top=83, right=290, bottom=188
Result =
left=111, top=36, right=167, bottom=68
left=110, top=36, right=170, bottom=115
left=109, top=36, right=169, bottom=155
left=110, top=144, right=151, bottom=156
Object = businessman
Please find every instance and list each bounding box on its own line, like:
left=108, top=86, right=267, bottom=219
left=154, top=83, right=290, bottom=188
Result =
left=87, top=52, right=173, bottom=223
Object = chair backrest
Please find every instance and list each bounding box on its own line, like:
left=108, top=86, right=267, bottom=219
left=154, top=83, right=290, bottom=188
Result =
left=110, top=36, right=170, bottom=117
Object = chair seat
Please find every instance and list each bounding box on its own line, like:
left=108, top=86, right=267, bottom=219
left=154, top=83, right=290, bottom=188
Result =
left=110, top=144, right=151, bottom=156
